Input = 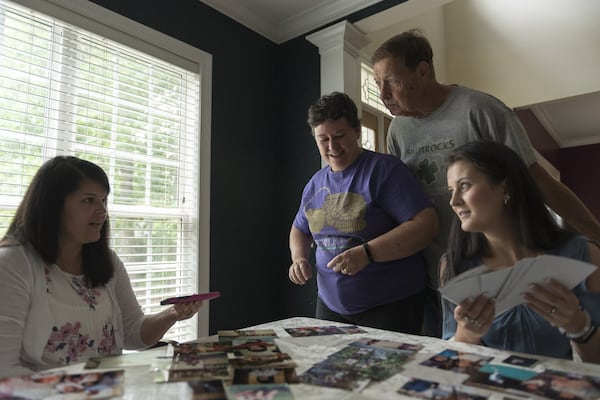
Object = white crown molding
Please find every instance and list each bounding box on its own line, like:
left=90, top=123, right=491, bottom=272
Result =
left=530, top=106, right=565, bottom=148
left=199, top=0, right=383, bottom=44
left=306, top=20, right=370, bottom=57
left=531, top=105, right=600, bottom=148
left=199, top=0, right=280, bottom=42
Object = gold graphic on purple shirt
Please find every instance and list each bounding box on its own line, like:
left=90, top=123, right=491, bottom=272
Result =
left=306, top=192, right=366, bottom=233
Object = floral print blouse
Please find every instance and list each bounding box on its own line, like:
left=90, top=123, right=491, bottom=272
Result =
left=42, top=264, right=116, bottom=366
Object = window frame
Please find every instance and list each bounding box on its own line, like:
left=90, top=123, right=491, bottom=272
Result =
left=360, top=60, right=392, bottom=153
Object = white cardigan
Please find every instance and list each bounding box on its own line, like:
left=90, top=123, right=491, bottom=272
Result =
left=0, top=244, right=146, bottom=378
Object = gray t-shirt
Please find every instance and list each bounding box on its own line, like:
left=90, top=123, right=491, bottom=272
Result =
left=387, top=85, right=536, bottom=287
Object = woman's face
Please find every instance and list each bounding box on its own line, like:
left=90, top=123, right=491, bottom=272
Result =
left=59, top=179, right=108, bottom=247
left=314, top=117, right=361, bottom=172
left=447, top=160, right=506, bottom=233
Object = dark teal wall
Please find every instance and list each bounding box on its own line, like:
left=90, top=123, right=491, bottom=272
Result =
left=88, top=0, right=407, bottom=333
left=275, top=37, right=321, bottom=317
left=89, top=0, right=287, bottom=332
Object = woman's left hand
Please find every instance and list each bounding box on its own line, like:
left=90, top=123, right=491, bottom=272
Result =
left=172, top=301, right=203, bottom=321
left=523, top=278, right=587, bottom=334
left=454, top=293, right=495, bottom=344
left=326, top=245, right=369, bottom=276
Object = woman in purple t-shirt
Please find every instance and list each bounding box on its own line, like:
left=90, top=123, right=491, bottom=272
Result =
left=288, top=92, right=439, bottom=334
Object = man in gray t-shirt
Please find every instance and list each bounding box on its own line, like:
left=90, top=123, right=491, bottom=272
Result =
left=371, top=29, right=600, bottom=338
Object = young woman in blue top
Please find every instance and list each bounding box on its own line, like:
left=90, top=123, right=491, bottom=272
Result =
left=441, top=141, right=600, bottom=363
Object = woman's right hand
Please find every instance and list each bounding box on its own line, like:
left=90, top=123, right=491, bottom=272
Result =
left=454, top=293, right=496, bottom=344
left=289, top=258, right=312, bottom=285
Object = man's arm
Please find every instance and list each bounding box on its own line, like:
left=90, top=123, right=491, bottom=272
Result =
left=326, top=207, right=439, bottom=276
left=529, top=162, right=600, bottom=243
left=365, top=207, right=439, bottom=262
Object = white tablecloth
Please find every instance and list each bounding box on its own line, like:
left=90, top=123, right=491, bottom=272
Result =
left=61, top=316, right=600, bottom=399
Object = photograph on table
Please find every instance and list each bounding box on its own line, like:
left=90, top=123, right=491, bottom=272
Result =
left=226, top=383, right=294, bottom=399
left=355, top=338, right=423, bottom=354
left=0, top=370, right=63, bottom=399
left=301, top=337, right=420, bottom=390
left=168, top=352, right=231, bottom=383
left=517, top=369, right=600, bottom=400
left=229, top=353, right=295, bottom=369
left=55, top=370, right=125, bottom=398
left=173, top=340, right=234, bottom=355
left=231, top=339, right=282, bottom=358
left=420, top=349, right=493, bottom=375
left=301, top=363, right=369, bottom=391
left=218, top=329, right=278, bottom=341
left=501, top=355, right=538, bottom=368
left=284, top=325, right=366, bottom=337
left=398, top=378, right=488, bottom=400
left=464, top=364, right=538, bottom=396
left=188, top=379, right=227, bottom=400
left=0, top=369, right=125, bottom=399
left=232, top=367, right=299, bottom=385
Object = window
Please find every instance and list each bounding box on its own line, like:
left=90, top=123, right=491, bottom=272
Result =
left=0, top=0, right=212, bottom=342
left=360, top=62, right=392, bottom=153
left=360, top=62, right=391, bottom=116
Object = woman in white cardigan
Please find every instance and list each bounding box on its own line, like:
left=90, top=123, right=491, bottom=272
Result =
left=0, top=156, right=202, bottom=378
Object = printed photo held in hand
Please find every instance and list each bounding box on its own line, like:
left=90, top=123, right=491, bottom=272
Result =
left=439, top=254, right=595, bottom=316
left=441, top=141, right=600, bottom=363
left=160, top=291, right=220, bottom=305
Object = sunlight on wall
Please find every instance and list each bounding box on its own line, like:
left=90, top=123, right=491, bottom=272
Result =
left=445, top=0, right=600, bottom=108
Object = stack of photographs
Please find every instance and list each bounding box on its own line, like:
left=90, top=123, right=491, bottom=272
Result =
left=167, top=341, right=232, bottom=383
left=220, top=329, right=299, bottom=387
left=166, top=329, right=297, bottom=399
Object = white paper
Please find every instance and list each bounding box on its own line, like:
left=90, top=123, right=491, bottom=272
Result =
left=438, top=255, right=596, bottom=316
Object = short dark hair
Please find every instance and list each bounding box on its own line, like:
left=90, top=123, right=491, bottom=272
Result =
left=371, top=29, right=434, bottom=71
left=4, top=156, right=114, bottom=287
left=307, top=92, right=360, bottom=132
left=442, top=141, right=573, bottom=283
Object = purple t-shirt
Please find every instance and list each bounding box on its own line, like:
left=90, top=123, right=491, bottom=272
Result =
left=293, top=150, right=432, bottom=314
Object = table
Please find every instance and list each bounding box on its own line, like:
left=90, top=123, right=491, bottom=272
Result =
left=62, top=317, right=600, bottom=399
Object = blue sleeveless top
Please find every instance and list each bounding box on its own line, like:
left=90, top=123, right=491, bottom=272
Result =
left=441, top=236, right=600, bottom=359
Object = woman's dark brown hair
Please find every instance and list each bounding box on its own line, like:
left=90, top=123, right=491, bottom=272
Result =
left=4, top=156, right=114, bottom=287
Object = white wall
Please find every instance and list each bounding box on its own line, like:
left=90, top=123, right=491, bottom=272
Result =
left=445, top=0, right=600, bottom=108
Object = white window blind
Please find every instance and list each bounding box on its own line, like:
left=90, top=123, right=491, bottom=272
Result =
left=0, top=0, right=201, bottom=342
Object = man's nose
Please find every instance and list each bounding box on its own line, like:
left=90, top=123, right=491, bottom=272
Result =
left=379, top=82, right=390, bottom=100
